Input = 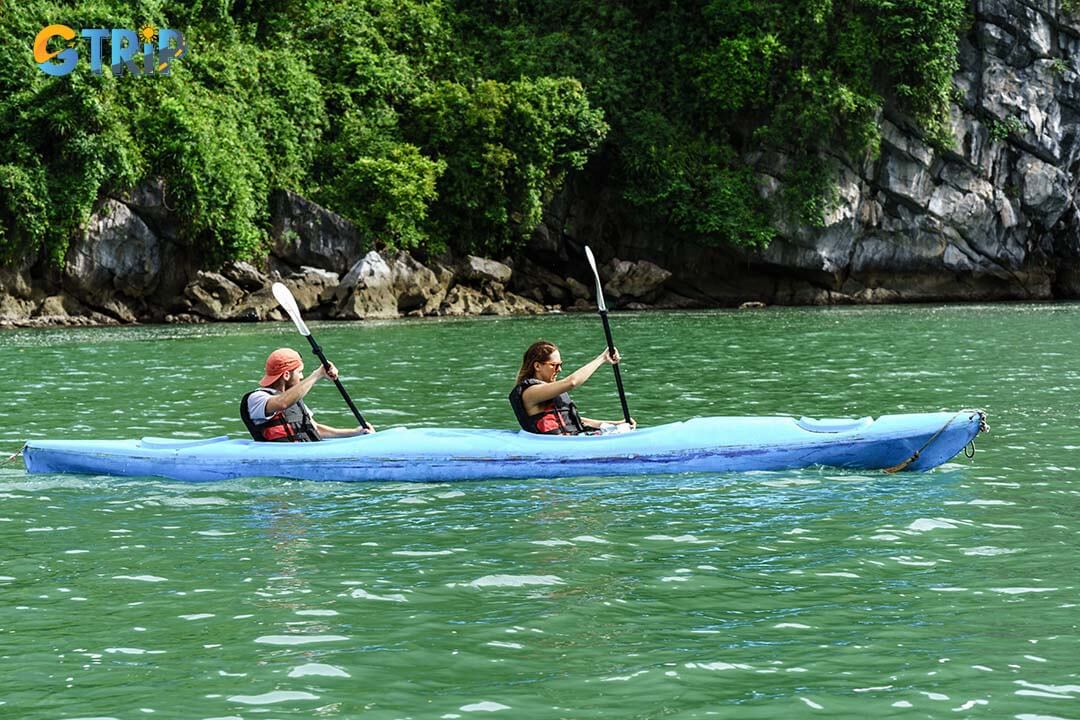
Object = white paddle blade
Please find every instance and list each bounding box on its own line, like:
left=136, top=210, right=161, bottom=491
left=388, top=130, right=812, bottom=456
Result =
left=583, top=245, right=608, bottom=312
left=271, top=282, right=311, bottom=336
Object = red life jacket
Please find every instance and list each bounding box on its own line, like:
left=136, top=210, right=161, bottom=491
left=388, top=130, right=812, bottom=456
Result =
left=240, top=388, right=322, bottom=442
left=508, top=379, right=586, bottom=435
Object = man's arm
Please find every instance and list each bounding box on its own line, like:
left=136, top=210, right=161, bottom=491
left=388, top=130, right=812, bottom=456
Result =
left=314, top=421, right=375, bottom=438
left=264, top=365, right=329, bottom=415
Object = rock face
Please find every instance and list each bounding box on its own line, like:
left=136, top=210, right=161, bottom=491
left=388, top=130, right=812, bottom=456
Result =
left=601, top=259, right=672, bottom=305
left=332, top=251, right=440, bottom=319
left=458, top=255, right=513, bottom=285
left=64, top=199, right=161, bottom=319
left=270, top=190, right=363, bottom=275
left=550, top=0, right=1080, bottom=305
left=0, top=172, right=553, bottom=326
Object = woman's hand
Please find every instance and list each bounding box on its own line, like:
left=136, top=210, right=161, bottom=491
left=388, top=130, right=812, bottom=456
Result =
left=599, top=347, right=622, bottom=365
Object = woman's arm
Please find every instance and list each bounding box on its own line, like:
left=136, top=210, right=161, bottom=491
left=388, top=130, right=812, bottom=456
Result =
left=580, top=416, right=637, bottom=430
left=522, top=349, right=618, bottom=411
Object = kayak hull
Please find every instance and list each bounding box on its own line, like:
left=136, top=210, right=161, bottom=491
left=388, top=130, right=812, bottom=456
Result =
left=23, top=411, right=985, bottom=483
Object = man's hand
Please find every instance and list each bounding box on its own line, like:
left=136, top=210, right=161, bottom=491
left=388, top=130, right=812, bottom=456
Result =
left=313, top=362, right=339, bottom=381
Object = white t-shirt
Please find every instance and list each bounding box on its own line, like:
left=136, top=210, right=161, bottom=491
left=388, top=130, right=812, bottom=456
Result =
left=246, top=389, right=314, bottom=425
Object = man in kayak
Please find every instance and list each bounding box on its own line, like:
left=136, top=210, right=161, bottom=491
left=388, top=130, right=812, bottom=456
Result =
left=509, top=340, right=636, bottom=435
left=240, top=348, right=374, bottom=442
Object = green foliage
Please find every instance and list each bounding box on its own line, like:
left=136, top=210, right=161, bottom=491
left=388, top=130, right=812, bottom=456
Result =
left=407, top=77, right=606, bottom=253
left=0, top=164, right=49, bottom=264
left=314, top=110, right=445, bottom=251
left=0, top=60, right=142, bottom=263
left=620, top=113, right=774, bottom=245
left=1, top=0, right=967, bottom=266
left=988, top=116, right=1025, bottom=143
left=1, top=0, right=607, bottom=264
left=453, top=0, right=966, bottom=243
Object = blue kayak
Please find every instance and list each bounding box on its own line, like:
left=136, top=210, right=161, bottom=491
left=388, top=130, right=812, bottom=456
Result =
left=22, top=411, right=987, bottom=482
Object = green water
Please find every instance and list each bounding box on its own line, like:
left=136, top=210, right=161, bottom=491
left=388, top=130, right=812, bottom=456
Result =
left=1, top=305, right=1078, bottom=719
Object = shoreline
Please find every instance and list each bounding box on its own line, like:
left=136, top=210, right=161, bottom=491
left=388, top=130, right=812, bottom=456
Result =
left=3, top=295, right=1073, bottom=331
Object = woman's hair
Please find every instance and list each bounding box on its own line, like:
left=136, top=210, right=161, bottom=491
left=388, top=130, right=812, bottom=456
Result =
left=515, top=340, right=558, bottom=386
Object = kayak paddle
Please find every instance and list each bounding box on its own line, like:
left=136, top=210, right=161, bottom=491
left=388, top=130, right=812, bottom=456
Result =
left=271, top=282, right=371, bottom=429
left=583, top=246, right=632, bottom=425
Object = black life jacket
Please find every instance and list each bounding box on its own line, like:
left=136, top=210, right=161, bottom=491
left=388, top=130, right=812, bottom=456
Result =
left=240, top=387, right=322, bottom=442
left=508, top=378, right=586, bottom=435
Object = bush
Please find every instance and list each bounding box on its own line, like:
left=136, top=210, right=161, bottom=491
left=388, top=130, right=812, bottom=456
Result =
left=407, top=77, right=606, bottom=253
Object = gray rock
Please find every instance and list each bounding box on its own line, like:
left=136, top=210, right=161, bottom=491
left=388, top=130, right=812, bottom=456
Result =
left=509, top=257, right=571, bottom=304
left=877, top=151, right=933, bottom=207
left=566, top=277, right=591, bottom=300
left=270, top=189, right=362, bottom=275
left=437, top=285, right=491, bottom=316
left=278, top=265, right=340, bottom=313
left=230, top=286, right=284, bottom=322
left=113, top=178, right=175, bottom=230
left=0, top=294, right=34, bottom=319
left=1017, top=155, right=1070, bottom=227
left=880, top=119, right=934, bottom=166
left=458, top=255, right=513, bottom=285
left=435, top=285, right=546, bottom=316
left=36, top=295, right=69, bottom=318
left=184, top=271, right=245, bottom=320
left=296, top=266, right=340, bottom=286
left=334, top=251, right=399, bottom=320
left=332, top=250, right=444, bottom=319
left=223, top=260, right=269, bottom=292
left=0, top=266, right=33, bottom=300
left=601, top=259, right=672, bottom=303
left=391, top=252, right=443, bottom=313
left=65, top=199, right=161, bottom=303
left=484, top=292, right=547, bottom=316
left=527, top=223, right=561, bottom=255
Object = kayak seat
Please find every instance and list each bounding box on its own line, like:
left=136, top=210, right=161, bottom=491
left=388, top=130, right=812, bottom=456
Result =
left=795, top=416, right=873, bottom=434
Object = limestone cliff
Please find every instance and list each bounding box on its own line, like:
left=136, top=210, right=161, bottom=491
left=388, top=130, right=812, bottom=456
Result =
left=555, top=0, right=1080, bottom=305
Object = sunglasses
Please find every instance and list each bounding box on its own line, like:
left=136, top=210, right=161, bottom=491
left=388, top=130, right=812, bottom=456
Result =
left=542, top=361, right=563, bottom=371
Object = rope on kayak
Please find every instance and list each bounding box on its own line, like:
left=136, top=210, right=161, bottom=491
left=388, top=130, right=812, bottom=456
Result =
left=885, top=410, right=989, bottom=472
left=1, top=444, right=25, bottom=465
left=884, top=410, right=988, bottom=474
left=885, top=414, right=957, bottom=473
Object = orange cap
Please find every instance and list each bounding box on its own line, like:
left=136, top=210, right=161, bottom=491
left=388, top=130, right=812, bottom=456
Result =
left=260, top=348, right=303, bottom=387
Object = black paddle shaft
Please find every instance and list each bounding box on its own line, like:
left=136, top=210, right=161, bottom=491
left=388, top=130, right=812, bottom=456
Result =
left=599, top=310, right=632, bottom=424
left=304, top=335, right=370, bottom=428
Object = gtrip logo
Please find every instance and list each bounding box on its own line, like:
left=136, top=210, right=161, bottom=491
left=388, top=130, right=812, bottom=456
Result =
left=34, top=23, right=187, bottom=77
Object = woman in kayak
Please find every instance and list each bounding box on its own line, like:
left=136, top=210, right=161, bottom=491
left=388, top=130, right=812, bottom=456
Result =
left=509, top=340, right=636, bottom=435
